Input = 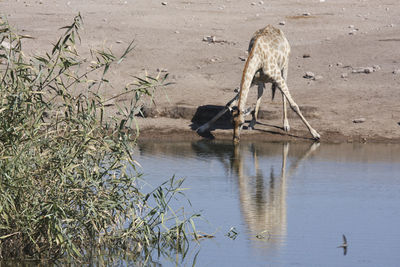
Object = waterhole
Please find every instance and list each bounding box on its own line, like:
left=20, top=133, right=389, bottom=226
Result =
left=135, top=140, right=400, bottom=266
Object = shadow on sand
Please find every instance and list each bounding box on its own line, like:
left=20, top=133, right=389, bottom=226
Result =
left=190, top=104, right=305, bottom=140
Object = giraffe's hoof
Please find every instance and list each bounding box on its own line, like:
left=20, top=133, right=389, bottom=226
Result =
left=283, top=125, right=290, bottom=132
left=283, top=120, right=290, bottom=132
left=311, top=130, right=321, bottom=140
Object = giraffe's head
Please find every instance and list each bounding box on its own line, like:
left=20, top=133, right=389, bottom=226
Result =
left=232, top=107, right=244, bottom=144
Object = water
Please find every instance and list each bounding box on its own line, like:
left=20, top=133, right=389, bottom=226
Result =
left=135, top=140, right=400, bottom=267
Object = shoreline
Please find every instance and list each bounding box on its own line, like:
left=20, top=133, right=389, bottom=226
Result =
left=136, top=118, right=400, bottom=144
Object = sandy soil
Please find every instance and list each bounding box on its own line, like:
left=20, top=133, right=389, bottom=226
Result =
left=1, top=0, right=400, bottom=143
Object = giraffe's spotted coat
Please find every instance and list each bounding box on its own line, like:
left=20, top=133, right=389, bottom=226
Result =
left=233, top=25, right=320, bottom=143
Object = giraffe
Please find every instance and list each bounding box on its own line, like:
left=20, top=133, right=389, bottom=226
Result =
left=232, top=25, right=320, bottom=143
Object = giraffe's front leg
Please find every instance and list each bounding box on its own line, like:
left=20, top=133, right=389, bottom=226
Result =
left=249, top=83, right=265, bottom=130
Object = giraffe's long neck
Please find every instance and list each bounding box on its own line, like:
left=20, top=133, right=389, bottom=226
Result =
left=237, top=42, right=261, bottom=113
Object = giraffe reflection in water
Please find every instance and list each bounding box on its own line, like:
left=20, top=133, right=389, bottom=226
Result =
left=231, top=142, right=320, bottom=244
left=138, top=140, right=320, bottom=247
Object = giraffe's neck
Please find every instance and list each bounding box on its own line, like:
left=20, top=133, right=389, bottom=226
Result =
left=237, top=44, right=261, bottom=112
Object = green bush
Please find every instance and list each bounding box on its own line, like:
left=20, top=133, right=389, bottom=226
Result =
left=0, top=15, right=198, bottom=263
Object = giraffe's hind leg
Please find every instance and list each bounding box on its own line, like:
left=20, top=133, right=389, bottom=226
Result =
left=282, top=92, right=290, bottom=132
left=281, top=65, right=290, bottom=132
left=249, top=83, right=265, bottom=130
left=267, top=69, right=320, bottom=139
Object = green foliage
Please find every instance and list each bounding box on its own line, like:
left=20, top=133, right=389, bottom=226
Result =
left=0, top=15, right=198, bottom=263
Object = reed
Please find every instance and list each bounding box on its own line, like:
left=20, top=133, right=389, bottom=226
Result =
left=0, top=15, right=198, bottom=263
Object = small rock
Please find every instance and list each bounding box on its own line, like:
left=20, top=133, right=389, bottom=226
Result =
left=372, top=65, right=381, bottom=71
left=353, top=118, right=366, bottom=123
left=203, top=36, right=216, bottom=43
left=239, top=56, right=246, bottom=62
left=303, top=71, right=315, bottom=79
left=341, top=73, right=348, bottom=78
left=161, top=1, right=167, bottom=5
left=303, top=53, right=311, bottom=58
left=259, top=0, right=264, bottom=4
left=279, top=21, right=286, bottom=25
left=393, top=69, right=400, bottom=75
left=0, top=41, right=11, bottom=49
left=175, top=30, right=180, bottom=34
left=352, top=67, right=374, bottom=74
left=115, top=40, right=123, bottom=44
left=303, top=12, right=311, bottom=16
left=363, top=67, right=374, bottom=73
left=251, top=2, right=256, bottom=5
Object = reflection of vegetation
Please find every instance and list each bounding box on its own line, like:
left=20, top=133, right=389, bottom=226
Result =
left=0, top=15, right=198, bottom=263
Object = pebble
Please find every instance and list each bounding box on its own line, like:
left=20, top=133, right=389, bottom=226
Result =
left=341, top=73, right=348, bottom=78
left=373, top=65, right=381, bottom=71
left=279, top=21, right=286, bottom=25
left=353, top=118, right=366, bottom=123
left=161, top=1, right=167, bottom=5
left=0, top=41, right=11, bottom=49
left=352, top=67, right=375, bottom=74
left=259, top=0, right=264, bottom=4
left=303, top=53, right=311, bottom=58
left=203, top=36, right=216, bottom=43
left=303, top=71, right=315, bottom=79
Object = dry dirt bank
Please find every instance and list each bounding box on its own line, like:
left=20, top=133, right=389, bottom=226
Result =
left=1, top=0, right=399, bottom=143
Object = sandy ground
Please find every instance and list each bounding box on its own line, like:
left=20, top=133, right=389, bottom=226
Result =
left=1, top=0, right=400, bottom=142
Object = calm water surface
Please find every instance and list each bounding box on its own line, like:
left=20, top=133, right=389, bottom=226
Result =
left=135, top=141, right=400, bottom=267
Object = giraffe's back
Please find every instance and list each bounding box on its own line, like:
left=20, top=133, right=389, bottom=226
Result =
left=248, top=25, right=290, bottom=70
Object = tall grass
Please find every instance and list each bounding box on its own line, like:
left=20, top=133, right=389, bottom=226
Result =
left=0, top=15, right=198, bottom=263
